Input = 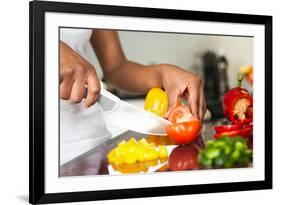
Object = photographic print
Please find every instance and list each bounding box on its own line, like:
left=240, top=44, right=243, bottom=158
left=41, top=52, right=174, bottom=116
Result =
left=59, top=28, right=254, bottom=176
left=29, top=1, right=272, bottom=204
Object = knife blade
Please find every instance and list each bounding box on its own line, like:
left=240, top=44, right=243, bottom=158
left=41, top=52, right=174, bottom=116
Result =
left=98, top=89, right=171, bottom=136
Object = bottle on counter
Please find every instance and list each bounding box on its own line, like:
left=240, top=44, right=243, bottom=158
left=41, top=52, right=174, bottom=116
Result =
left=202, top=50, right=229, bottom=119
left=217, top=50, right=229, bottom=100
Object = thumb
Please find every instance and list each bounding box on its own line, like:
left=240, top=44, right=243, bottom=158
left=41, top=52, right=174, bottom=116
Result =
left=187, top=86, right=200, bottom=119
left=164, top=89, right=180, bottom=117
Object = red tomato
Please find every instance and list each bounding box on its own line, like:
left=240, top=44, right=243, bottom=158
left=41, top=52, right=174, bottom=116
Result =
left=165, top=120, right=201, bottom=144
left=168, top=144, right=199, bottom=171
left=167, top=105, right=193, bottom=123
left=214, top=124, right=242, bottom=133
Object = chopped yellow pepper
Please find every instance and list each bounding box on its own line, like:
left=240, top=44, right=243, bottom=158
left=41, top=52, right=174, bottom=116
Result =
left=107, top=137, right=168, bottom=166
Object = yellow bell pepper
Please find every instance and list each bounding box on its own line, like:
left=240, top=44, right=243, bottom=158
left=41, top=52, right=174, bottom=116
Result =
left=144, top=88, right=168, bottom=117
left=158, top=146, right=168, bottom=158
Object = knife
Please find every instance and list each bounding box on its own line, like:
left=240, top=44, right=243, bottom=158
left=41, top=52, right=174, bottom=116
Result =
left=98, top=88, right=171, bottom=136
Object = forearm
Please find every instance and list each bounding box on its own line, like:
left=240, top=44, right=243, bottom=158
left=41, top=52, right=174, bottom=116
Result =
left=91, top=30, right=163, bottom=93
left=104, top=60, right=164, bottom=94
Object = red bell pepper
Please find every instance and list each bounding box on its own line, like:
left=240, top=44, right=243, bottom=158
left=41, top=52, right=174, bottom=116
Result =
left=214, top=124, right=242, bottom=133
left=222, top=87, right=253, bottom=125
left=214, top=124, right=253, bottom=139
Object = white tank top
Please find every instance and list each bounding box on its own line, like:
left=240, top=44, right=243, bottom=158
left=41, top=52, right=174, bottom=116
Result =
left=60, top=28, right=92, bottom=52
left=59, top=28, right=110, bottom=165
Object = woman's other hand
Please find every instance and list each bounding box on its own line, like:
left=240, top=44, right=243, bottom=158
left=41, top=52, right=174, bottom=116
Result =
left=160, top=64, right=206, bottom=121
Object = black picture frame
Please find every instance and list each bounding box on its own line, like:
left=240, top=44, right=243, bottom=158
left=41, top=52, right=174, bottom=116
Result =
left=29, top=0, right=272, bottom=204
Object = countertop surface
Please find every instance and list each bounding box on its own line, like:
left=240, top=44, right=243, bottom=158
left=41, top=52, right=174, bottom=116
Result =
left=60, top=119, right=249, bottom=177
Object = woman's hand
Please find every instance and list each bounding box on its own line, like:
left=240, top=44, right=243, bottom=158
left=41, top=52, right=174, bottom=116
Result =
left=160, top=64, right=206, bottom=121
left=60, top=41, right=100, bottom=107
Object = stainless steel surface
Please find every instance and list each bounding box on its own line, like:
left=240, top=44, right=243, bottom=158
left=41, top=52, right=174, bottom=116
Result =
left=60, top=119, right=225, bottom=177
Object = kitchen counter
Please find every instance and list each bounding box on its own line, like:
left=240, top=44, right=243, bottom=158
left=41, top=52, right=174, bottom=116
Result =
left=60, top=118, right=249, bottom=177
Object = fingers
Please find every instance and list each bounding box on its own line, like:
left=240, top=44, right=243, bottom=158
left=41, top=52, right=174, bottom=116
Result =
left=199, top=79, right=206, bottom=121
left=83, top=70, right=101, bottom=108
left=187, top=77, right=201, bottom=119
left=60, top=63, right=100, bottom=107
left=68, top=65, right=87, bottom=103
left=59, top=42, right=100, bottom=107
left=164, top=77, right=205, bottom=121
left=164, top=88, right=180, bottom=118
left=167, top=89, right=179, bottom=110
left=60, top=68, right=74, bottom=100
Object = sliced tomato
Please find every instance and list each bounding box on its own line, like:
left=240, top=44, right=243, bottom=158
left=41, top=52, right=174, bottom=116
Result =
left=167, top=105, right=193, bottom=123
left=214, top=124, right=242, bottom=133
left=165, top=119, right=201, bottom=144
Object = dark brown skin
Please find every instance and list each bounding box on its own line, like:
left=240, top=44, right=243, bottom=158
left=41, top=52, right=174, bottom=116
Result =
left=60, top=30, right=206, bottom=120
